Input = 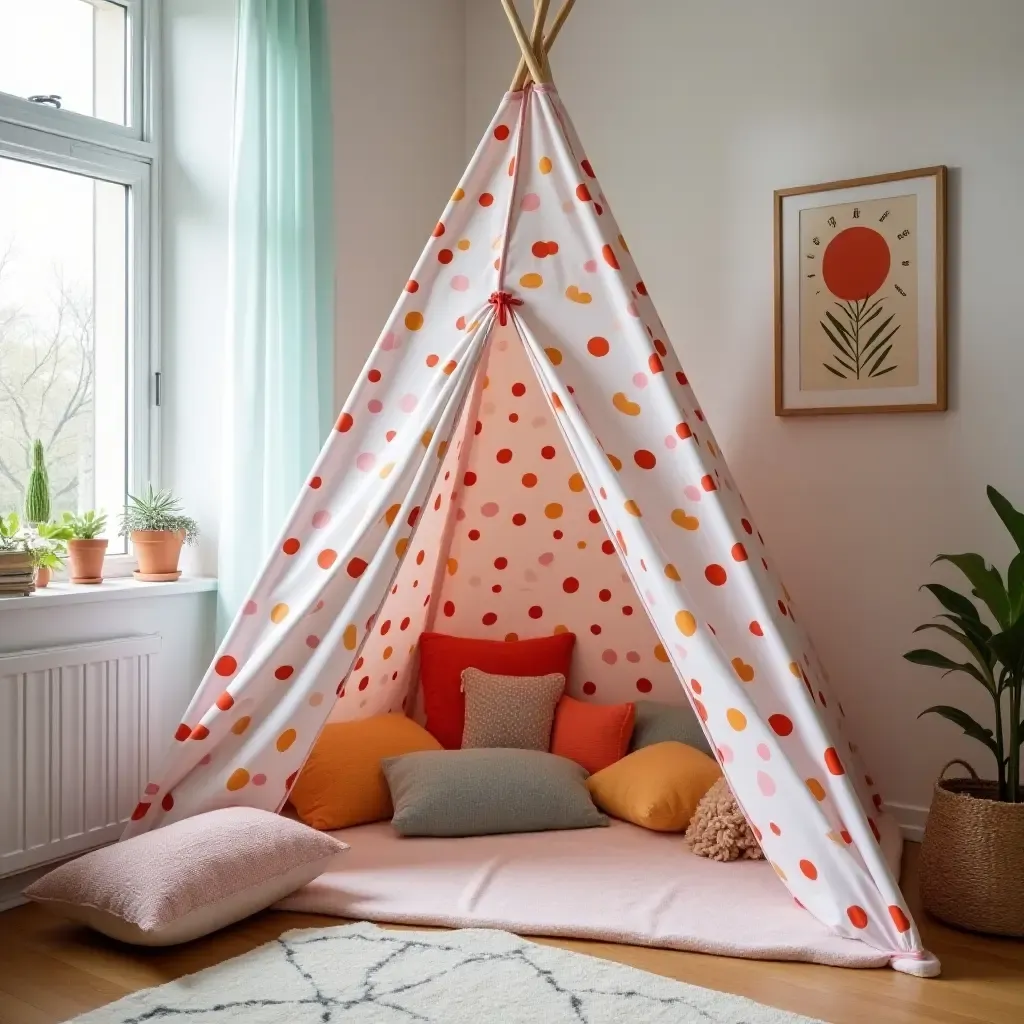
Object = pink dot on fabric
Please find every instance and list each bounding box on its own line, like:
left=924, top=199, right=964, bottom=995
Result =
left=367, top=399, right=383, bottom=414
left=451, top=275, right=470, bottom=291
left=757, top=771, right=777, bottom=796
left=199, top=754, right=212, bottom=766
left=626, top=650, right=640, bottom=663
left=481, top=502, right=500, bottom=517
left=309, top=692, right=324, bottom=707
left=521, top=193, right=540, bottom=211
left=243, top=600, right=258, bottom=615
left=531, top=416, right=547, bottom=428
left=562, top=199, right=575, bottom=213
left=469, top=575, right=482, bottom=587
left=356, top=452, right=375, bottom=471
left=664, top=435, right=677, bottom=449
left=538, top=552, right=554, bottom=566
left=644, top=590, right=657, bottom=607
left=144, top=783, right=160, bottom=796
left=400, top=393, right=418, bottom=413
left=312, top=510, right=330, bottom=529
left=313, top=599, right=325, bottom=613
left=456, top=508, right=467, bottom=521
left=757, top=742, right=771, bottom=760
left=633, top=373, right=648, bottom=389
left=306, top=634, right=320, bottom=648
left=718, top=744, right=734, bottom=764
left=602, top=649, right=617, bottom=665
left=252, top=774, right=267, bottom=787
left=627, top=301, right=640, bottom=318
left=583, top=259, right=598, bottom=273
left=673, top=644, right=688, bottom=658
left=497, top=338, right=508, bottom=352
left=684, top=485, right=702, bottom=502
left=381, top=332, right=396, bottom=351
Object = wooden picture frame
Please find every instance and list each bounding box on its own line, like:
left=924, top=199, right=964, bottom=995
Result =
left=774, top=166, right=947, bottom=416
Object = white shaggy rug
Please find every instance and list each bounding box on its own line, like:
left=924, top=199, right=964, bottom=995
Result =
left=71, top=922, right=824, bottom=1023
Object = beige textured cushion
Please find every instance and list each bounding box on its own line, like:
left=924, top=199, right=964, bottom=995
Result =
left=460, top=667, right=565, bottom=750
left=23, top=807, right=347, bottom=945
left=685, top=777, right=765, bottom=862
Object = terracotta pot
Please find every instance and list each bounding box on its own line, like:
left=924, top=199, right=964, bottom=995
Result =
left=132, top=529, right=184, bottom=577
left=34, top=565, right=51, bottom=588
left=68, top=538, right=108, bottom=583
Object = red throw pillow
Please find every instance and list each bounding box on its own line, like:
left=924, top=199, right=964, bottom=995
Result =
left=418, top=631, right=576, bottom=749
left=550, top=695, right=635, bottom=774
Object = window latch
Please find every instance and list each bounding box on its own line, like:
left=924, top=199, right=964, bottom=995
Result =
left=154, top=371, right=162, bottom=407
left=28, top=94, right=62, bottom=109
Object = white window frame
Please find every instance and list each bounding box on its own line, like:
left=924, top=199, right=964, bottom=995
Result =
left=0, top=0, right=159, bottom=577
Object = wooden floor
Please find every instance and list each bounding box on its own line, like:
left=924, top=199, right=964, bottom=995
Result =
left=0, top=843, right=1021, bottom=1024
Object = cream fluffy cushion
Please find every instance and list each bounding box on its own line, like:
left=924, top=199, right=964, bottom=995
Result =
left=23, top=807, right=347, bottom=945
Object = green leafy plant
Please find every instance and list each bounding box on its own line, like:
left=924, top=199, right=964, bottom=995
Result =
left=24, top=439, right=52, bottom=524
left=26, top=520, right=74, bottom=570
left=0, top=512, right=28, bottom=552
left=119, top=485, right=199, bottom=545
left=61, top=510, right=108, bottom=540
left=905, top=485, right=1024, bottom=803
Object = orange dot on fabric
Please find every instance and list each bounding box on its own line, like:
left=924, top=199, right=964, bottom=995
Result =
left=215, top=655, right=237, bottom=677
left=232, top=716, right=251, bottom=736
left=648, top=354, right=664, bottom=374
left=726, top=708, right=747, bottom=731
left=769, top=714, right=794, bottom=736
left=563, top=577, right=579, bottom=593
left=654, top=644, right=669, bottom=663
left=226, top=768, right=250, bottom=792
left=190, top=724, right=210, bottom=740
left=576, top=183, right=592, bottom=201
left=545, top=346, right=563, bottom=365
left=602, top=244, right=620, bottom=270
left=494, top=124, right=510, bottom=141
left=624, top=499, right=641, bottom=517
left=545, top=503, right=563, bottom=519
left=889, top=905, right=911, bottom=933
left=847, top=906, right=869, bottom=929
left=568, top=473, right=585, bottom=492
left=676, top=423, right=692, bottom=440
left=634, top=449, right=656, bottom=470
left=806, top=778, right=827, bottom=801
left=705, top=564, right=727, bottom=585
left=701, top=474, right=717, bottom=492
left=731, top=543, right=748, bottom=562
left=452, top=188, right=464, bottom=201
left=276, top=728, right=297, bottom=752
left=347, top=557, right=368, bottom=578
left=520, top=272, right=543, bottom=288
left=282, top=537, right=300, bottom=555
left=317, top=549, right=337, bottom=570
left=731, top=658, right=755, bottom=682
left=824, top=747, right=845, bottom=775
left=607, top=454, right=623, bottom=471
left=479, top=192, right=494, bottom=206
left=405, top=312, right=424, bottom=330
left=800, top=859, right=818, bottom=880
left=749, top=620, right=764, bottom=636
left=587, top=336, right=610, bottom=357
left=270, top=603, right=289, bottom=623
left=539, top=156, right=552, bottom=173
left=665, top=563, right=681, bottom=581
left=433, top=221, right=445, bottom=236
left=675, top=610, right=697, bottom=636
left=216, top=691, right=234, bottom=712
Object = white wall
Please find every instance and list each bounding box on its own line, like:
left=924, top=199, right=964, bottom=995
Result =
left=466, top=0, right=1024, bottom=821
left=329, top=0, right=467, bottom=397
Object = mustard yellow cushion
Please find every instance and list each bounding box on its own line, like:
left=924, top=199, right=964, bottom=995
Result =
left=289, top=714, right=441, bottom=830
left=586, top=741, right=723, bottom=832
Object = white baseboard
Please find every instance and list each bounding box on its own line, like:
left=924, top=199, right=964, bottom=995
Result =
left=888, top=802, right=929, bottom=843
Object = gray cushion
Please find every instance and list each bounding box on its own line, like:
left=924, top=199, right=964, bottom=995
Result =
left=381, top=749, right=609, bottom=837
left=629, top=700, right=711, bottom=756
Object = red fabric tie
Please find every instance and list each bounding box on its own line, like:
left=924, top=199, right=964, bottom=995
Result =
left=488, top=290, right=523, bottom=327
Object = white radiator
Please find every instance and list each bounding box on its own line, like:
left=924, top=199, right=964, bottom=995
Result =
left=0, top=635, right=161, bottom=878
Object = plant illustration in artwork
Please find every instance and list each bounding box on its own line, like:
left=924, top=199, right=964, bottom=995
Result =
left=819, top=226, right=900, bottom=381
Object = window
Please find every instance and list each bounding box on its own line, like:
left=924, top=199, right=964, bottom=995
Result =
left=0, top=0, right=156, bottom=566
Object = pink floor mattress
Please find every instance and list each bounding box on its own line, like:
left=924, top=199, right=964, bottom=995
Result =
left=276, top=819, right=901, bottom=969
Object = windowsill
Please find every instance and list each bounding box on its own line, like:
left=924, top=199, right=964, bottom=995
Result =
left=0, top=575, right=218, bottom=611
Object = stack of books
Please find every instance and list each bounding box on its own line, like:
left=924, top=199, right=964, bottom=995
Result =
left=0, top=549, right=35, bottom=596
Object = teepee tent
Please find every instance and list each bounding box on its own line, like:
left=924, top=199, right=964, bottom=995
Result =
left=125, top=0, right=937, bottom=977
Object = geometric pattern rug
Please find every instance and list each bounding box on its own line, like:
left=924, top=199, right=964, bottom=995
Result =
left=71, top=922, right=825, bottom=1023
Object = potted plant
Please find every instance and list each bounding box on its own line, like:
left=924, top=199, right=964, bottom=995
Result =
left=0, top=513, right=34, bottom=596
left=24, top=439, right=51, bottom=526
left=120, top=485, right=199, bottom=581
left=62, top=510, right=109, bottom=584
left=25, top=520, right=73, bottom=588
left=905, top=484, right=1024, bottom=936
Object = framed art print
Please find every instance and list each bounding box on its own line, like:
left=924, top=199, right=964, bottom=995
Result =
left=774, top=166, right=947, bottom=415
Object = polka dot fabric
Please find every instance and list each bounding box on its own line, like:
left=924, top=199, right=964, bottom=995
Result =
left=124, top=86, right=931, bottom=975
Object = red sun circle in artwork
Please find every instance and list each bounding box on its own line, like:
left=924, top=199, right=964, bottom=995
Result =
left=821, top=226, right=891, bottom=301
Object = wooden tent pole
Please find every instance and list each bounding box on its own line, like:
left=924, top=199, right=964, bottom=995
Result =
left=502, top=0, right=547, bottom=87
left=510, top=0, right=575, bottom=90
left=511, top=0, right=549, bottom=92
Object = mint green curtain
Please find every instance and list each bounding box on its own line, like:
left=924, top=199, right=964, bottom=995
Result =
left=219, top=0, right=334, bottom=634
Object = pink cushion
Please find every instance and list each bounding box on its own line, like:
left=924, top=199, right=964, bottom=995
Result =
left=23, top=807, right=347, bottom=945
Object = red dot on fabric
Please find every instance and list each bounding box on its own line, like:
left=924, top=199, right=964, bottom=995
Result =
left=405, top=279, right=419, bottom=293
left=215, top=655, right=237, bottom=677
left=690, top=679, right=702, bottom=694
left=512, top=513, right=526, bottom=526
left=479, top=192, right=494, bottom=206
left=482, top=612, right=498, bottom=625
left=286, top=770, right=299, bottom=791
left=497, top=448, right=513, bottom=464
left=889, top=905, right=911, bottom=933
left=770, top=822, right=781, bottom=835
left=309, top=476, right=322, bottom=489
left=563, top=577, right=579, bottom=593
left=161, top=792, right=174, bottom=812
left=582, top=681, right=596, bottom=695
left=174, top=723, right=191, bottom=742
left=741, top=518, right=753, bottom=534
left=400, top=616, right=411, bottom=630
left=216, top=691, right=234, bottom=711
left=769, top=714, right=794, bottom=737
left=601, top=539, right=615, bottom=555
left=282, top=537, right=300, bottom=555
left=634, top=449, right=656, bottom=470
left=701, top=474, right=717, bottom=492
left=368, top=368, right=382, bottom=383
left=494, top=124, right=510, bottom=141
left=590, top=624, right=602, bottom=635
left=443, top=600, right=456, bottom=617
left=636, top=678, right=653, bottom=693
left=622, top=605, right=633, bottom=616
left=464, top=471, right=477, bottom=486
left=648, top=354, right=664, bottom=374
left=511, top=382, right=526, bottom=397
left=778, top=600, right=788, bottom=616
left=587, top=336, right=610, bottom=357
left=799, top=859, right=818, bottom=881
left=380, top=620, right=391, bottom=635
left=581, top=159, right=596, bottom=178
left=358, top=676, right=370, bottom=691
left=731, top=543, right=748, bottom=562
left=653, top=338, right=665, bottom=355
left=576, top=183, right=592, bottom=201
left=869, top=817, right=881, bottom=842
left=749, top=621, right=764, bottom=636
left=509, top=413, right=519, bottom=423
left=438, top=249, right=453, bottom=264
left=492, top=584, right=501, bottom=593
left=541, top=445, right=556, bottom=459
left=522, top=473, right=537, bottom=487
left=599, top=589, right=611, bottom=602
left=347, top=557, right=368, bottom=578
left=676, top=370, right=688, bottom=386
left=705, top=564, right=727, bottom=586
left=337, top=412, right=353, bottom=432
left=131, top=802, right=150, bottom=821
left=553, top=529, right=563, bottom=539
left=433, top=222, right=445, bottom=237
left=825, top=747, right=845, bottom=775
left=468, top=528, right=481, bottom=540
left=588, top=509, right=601, bottom=524
left=847, top=906, right=869, bottom=929
left=275, top=665, right=294, bottom=681
left=675, top=423, right=692, bottom=441
left=494, top=557, right=508, bottom=570
left=529, top=605, right=543, bottom=619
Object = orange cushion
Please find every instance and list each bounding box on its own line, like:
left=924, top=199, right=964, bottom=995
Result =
left=288, top=714, right=441, bottom=830
left=418, top=631, right=576, bottom=749
left=550, top=696, right=635, bottom=774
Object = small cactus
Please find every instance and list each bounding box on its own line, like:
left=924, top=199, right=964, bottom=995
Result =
left=24, top=439, right=51, bottom=525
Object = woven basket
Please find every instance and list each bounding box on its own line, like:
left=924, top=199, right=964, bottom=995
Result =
left=920, top=759, right=1024, bottom=936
